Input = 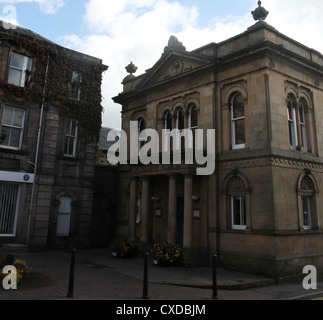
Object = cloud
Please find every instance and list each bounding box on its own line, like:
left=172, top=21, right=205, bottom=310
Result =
left=60, top=0, right=323, bottom=129
left=0, top=0, right=64, bottom=14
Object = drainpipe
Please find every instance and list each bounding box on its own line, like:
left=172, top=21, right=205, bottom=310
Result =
left=26, top=54, right=50, bottom=246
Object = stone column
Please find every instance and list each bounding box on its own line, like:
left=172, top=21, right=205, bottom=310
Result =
left=128, top=178, right=137, bottom=238
left=183, top=174, right=193, bottom=265
left=140, top=177, right=149, bottom=244
left=167, top=175, right=177, bottom=243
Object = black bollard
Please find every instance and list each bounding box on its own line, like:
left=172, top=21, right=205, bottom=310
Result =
left=6, top=254, right=15, bottom=265
left=212, top=254, right=219, bottom=300
left=142, top=252, right=149, bottom=300
left=67, top=248, right=77, bottom=298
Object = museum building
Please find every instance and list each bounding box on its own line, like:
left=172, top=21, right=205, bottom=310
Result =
left=113, top=2, right=323, bottom=279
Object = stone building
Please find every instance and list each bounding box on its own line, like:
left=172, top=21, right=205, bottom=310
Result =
left=112, top=2, right=323, bottom=279
left=0, top=22, right=107, bottom=249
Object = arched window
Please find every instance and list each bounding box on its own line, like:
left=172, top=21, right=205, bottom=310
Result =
left=188, top=104, right=198, bottom=149
left=231, top=93, right=245, bottom=149
left=299, top=98, right=308, bottom=152
left=163, top=111, right=172, bottom=152
left=138, top=118, right=146, bottom=154
left=188, top=104, right=198, bottom=130
left=175, top=108, right=185, bottom=151
left=56, top=196, right=72, bottom=236
left=287, top=94, right=298, bottom=150
left=176, top=108, right=184, bottom=131
left=297, top=173, right=318, bottom=230
left=227, top=176, right=248, bottom=230
left=164, top=111, right=172, bottom=131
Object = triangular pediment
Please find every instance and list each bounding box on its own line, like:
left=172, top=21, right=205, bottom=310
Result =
left=137, top=51, right=213, bottom=89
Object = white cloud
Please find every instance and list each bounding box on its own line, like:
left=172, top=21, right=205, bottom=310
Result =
left=0, top=0, right=64, bottom=14
left=60, top=0, right=323, bottom=129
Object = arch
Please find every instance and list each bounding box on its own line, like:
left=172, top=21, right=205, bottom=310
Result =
left=285, top=86, right=299, bottom=101
left=163, top=110, right=173, bottom=130
left=175, top=107, right=185, bottom=130
left=188, top=103, right=198, bottom=129
left=230, top=92, right=246, bottom=149
left=221, top=170, right=251, bottom=194
left=223, top=84, right=248, bottom=107
left=297, top=171, right=319, bottom=195
left=297, top=170, right=319, bottom=230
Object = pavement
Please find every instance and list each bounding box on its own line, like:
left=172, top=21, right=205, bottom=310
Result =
left=0, top=247, right=323, bottom=301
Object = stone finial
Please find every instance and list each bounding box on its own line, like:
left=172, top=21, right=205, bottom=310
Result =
left=163, top=36, right=186, bottom=55
left=123, top=61, right=138, bottom=85
left=125, top=61, right=137, bottom=76
left=252, top=1, right=269, bottom=21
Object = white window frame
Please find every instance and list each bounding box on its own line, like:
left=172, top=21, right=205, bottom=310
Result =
left=64, top=119, right=78, bottom=157
left=8, top=53, right=32, bottom=87
left=0, top=106, right=25, bottom=150
left=231, top=93, right=246, bottom=150
left=231, top=195, right=247, bottom=230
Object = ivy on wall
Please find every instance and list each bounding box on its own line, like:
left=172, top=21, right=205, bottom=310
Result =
left=0, top=30, right=107, bottom=141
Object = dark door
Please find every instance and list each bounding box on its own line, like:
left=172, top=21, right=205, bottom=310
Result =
left=176, top=194, right=184, bottom=246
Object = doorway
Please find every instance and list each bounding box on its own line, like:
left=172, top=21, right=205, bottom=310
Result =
left=176, top=194, right=184, bottom=246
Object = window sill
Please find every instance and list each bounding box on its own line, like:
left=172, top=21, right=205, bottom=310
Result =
left=0, top=147, right=28, bottom=155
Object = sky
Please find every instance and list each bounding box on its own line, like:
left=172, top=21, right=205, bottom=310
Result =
left=0, top=0, right=322, bottom=129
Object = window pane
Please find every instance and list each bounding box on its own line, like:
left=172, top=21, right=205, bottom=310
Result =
left=59, top=197, right=72, bottom=214
left=234, top=119, right=245, bottom=145
left=165, top=112, right=172, bottom=130
left=64, top=137, right=74, bottom=156
left=233, top=95, right=244, bottom=119
left=302, top=197, right=311, bottom=228
left=9, top=128, right=21, bottom=148
left=0, top=127, right=10, bottom=146
left=70, top=120, right=77, bottom=136
left=72, top=71, right=82, bottom=83
left=2, top=107, right=14, bottom=125
left=10, top=53, right=24, bottom=69
left=190, top=106, right=198, bottom=128
left=71, top=86, right=80, bottom=100
left=8, top=69, right=22, bottom=86
left=0, top=183, right=20, bottom=236
left=177, top=109, right=184, bottom=130
left=289, top=121, right=295, bottom=146
left=13, top=109, right=24, bottom=127
left=56, top=214, right=70, bottom=236
left=287, top=106, right=293, bottom=120
left=26, top=57, right=33, bottom=71
left=233, top=197, right=241, bottom=225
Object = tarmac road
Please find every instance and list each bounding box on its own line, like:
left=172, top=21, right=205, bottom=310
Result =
left=0, top=248, right=322, bottom=301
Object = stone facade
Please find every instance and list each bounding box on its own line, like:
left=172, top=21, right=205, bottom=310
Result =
left=0, top=23, right=107, bottom=249
left=113, top=20, right=323, bottom=279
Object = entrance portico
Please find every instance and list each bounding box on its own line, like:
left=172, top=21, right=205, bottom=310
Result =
left=127, top=170, right=205, bottom=266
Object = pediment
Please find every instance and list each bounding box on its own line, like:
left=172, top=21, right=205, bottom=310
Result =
left=137, top=51, right=213, bottom=89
